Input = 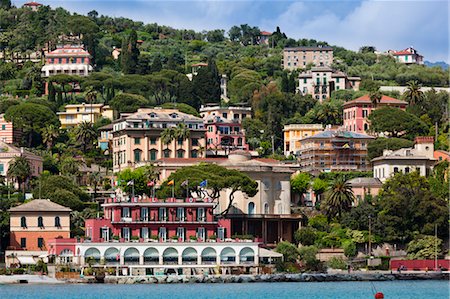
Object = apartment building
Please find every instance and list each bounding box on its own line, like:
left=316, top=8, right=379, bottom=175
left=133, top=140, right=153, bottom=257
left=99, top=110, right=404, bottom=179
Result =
left=283, top=46, right=333, bottom=71
left=0, top=114, right=21, bottom=144
left=57, top=103, right=114, bottom=129
left=298, top=66, right=361, bottom=101
left=343, top=95, right=407, bottom=134
left=283, top=124, right=324, bottom=156
left=41, top=44, right=93, bottom=78
left=298, top=130, right=374, bottom=173
left=112, top=108, right=206, bottom=173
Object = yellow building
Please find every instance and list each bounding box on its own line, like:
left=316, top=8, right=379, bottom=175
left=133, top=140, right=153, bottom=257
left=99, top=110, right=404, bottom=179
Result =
left=57, top=103, right=114, bottom=129
left=283, top=124, right=323, bottom=156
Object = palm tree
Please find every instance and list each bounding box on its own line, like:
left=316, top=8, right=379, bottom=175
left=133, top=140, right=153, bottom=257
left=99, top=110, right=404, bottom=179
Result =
left=175, top=123, right=190, bottom=157
left=41, top=124, right=60, bottom=150
left=73, top=121, right=97, bottom=152
left=60, top=156, right=81, bottom=178
left=322, top=176, right=355, bottom=219
left=88, top=171, right=102, bottom=200
left=369, top=90, right=382, bottom=108
left=143, top=164, right=160, bottom=182
left=7, top=156, right=31, bottom=195
left=161, top=127, right=175, bottom=156
left=85, top=87, right=98, bottom=123
left=316, top=101, right=340, bottom=125
left=404, top=80, right=424, bottom=106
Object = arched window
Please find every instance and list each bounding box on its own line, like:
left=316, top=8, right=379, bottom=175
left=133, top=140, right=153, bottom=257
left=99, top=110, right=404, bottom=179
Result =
left=177, top=149, right=185, bottom=158
left=149, top=149, right=158, bottom=161
left=20, top=216, right=27, bottom=228
left=38, top=216, right=44, bottom=228
left=55, top=216, right=61, bottom=227
left=248, top=202, right=255, bottom=215
left=394, top=167, right=399, bottom=173
left=190, top=149, right=198, bottom=158
left=264, top=203, right=269, bottom=214
left=163, top=149, right=171, bottom=158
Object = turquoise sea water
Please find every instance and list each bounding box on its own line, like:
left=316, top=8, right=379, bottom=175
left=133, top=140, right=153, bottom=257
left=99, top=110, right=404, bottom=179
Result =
left=1, top=280, right=449, bottom=299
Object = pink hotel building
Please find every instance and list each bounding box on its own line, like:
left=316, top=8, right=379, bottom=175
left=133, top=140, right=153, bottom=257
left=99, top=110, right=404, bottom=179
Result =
left=343, top=95, right=407, bottom=134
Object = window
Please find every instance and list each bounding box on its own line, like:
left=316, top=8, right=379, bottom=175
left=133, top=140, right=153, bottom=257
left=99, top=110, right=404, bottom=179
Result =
left=197, top=227, right=205, bottom=241
left=38, top=238, right=44, bottom=248
left=38, top=216, right=44, bottom=228
left=21, top=216, right=27, bottom=228
left=141, top=227, right=149, bottom=239
left=55, top=216, right=61, bottom=227
left=405, top=167, right=410, bottom=174
left=362, top=110, right=368, bottom=117
left=150, top=137, right=157, bottom=145
left=177, top=138, right=183, bottom=146
left=134, top=138, right=141, bottom=145
left=197, top=208, right=205, bottom=222
left=217, top=227, right=225, bottom=241
left=248, top=202, right=255, bottom=215
left=177, top=207, right=185, bottom=221
left=336, top=78, right=340, bottom=83
left=150, top=149, right=157, bottom=161
left=192, top=138, right=199, bottom=146
left=158, top=227, right=167, bottom=241
left=122, top=207, right=130, bottom=218
left=1, top=125, right=5, bottom=130
left=222, top=112, right=228, bottom=119
left=163, top=149, right=171, bottom=158
left=264, top=203, right=269, bottom=214
left=20, top=238, right=26, bottom=248
left=122, top=227, right=130, bottom=241
left=159, top=208, right=167, bottom=221
left=177, top=227, right=185, bottom=241
left=177, top=149, right=184, bottom=158
left=394, top=167, right=399, bottom=173
left=320, top=142, right=324, bottom=149
left=141, top=207, right=149, bottom=221
left=364, top=123, right=369, bottom=131
left=191, top=150, right=198, bottom=158
left=134, top=149, right=142, bottom=162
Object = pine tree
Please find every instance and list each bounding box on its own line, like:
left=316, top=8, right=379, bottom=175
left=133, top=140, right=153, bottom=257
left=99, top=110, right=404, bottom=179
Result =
left=121, top=30, right=140, bottom=74
left=48, top=82, right=56, bottom=102
left=192, top=57, right=221, bottom=108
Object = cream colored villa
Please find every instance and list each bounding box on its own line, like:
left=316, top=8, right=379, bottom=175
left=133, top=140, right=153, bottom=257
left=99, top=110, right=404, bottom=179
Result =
left=57, top=103, right=113, bottom=129
left=112, top=108, right=206, bottom=173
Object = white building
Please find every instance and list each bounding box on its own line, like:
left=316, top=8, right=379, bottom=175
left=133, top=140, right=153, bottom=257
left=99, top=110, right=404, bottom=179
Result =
left=298, top=66, right=360, bottom=101
left=391, top=47, right=424, bottom=65
left=372, top=136, right=437, bottom=182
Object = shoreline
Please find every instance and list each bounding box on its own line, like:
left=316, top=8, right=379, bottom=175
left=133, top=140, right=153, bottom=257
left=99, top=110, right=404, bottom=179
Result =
left=2, top=272, right=447, bottom=285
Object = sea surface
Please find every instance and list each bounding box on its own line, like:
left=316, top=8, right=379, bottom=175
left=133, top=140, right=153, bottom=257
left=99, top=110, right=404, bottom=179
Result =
left=1, top=280, right=449, bottom=299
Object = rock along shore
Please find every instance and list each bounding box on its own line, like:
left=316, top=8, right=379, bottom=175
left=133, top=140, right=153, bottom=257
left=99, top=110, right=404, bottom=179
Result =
left=63, top=272, right=449, bottom=284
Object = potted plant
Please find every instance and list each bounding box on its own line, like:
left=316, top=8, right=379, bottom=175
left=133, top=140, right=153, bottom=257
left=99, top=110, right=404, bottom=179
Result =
left=170, top=235, right=179, bottom=242
left=150, top=235, right=158, bottom=242
left=112, top=235, right=120, bottom=242
left=208, top=235, right=217, bottom=242
left=189, top=235, right=198, bottom=242
left=131, top=236, right=139, bottom=242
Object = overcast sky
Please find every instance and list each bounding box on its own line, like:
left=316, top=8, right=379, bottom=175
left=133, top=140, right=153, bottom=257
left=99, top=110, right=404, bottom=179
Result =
left=15, top=0, right=449, bottom=62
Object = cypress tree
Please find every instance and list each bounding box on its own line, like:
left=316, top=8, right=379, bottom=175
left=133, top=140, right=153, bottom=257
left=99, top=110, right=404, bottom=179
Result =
left=288, top=73, right=296, bottom=93
left=48, top=82, right=56, bottom=102
left=192, top=57, right=221, bottom=107
left=121, top=30, right=140, bottom=74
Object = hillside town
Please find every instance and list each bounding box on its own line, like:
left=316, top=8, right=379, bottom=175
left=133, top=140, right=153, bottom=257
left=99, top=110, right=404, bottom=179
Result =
left=0, top=1, right=448, bottom=286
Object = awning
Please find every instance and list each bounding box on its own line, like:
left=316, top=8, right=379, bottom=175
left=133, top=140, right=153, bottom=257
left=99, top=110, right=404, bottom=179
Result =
left=17, top=256, right=36, bottom=265
left=259, top=248, right=283, bottom=258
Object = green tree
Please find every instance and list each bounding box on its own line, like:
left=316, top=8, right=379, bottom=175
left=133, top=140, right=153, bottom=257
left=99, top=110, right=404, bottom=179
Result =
left=110, top=93, right=149, bottom=114
left=161, top=127, right=175, bottom=150
left=291, top=172, right=310, bottom=202
left=275, top=241, right=299, bottom=263
left=41, top=124, right=60, bottom=150
left=377, top=172, right=448, bottom=242
left=174, top=123, right=190, bottom=153
left=406, top=235, right=443, bottom=260
left=4, top=103, right=59, bottom=147
left=59, top=156, right=81, bottom=177
left=294, top=227, right=317, bottom=246
left=298, top=245, right=321, bottom=271
left=369, top=90, right=382, bottom=108
left=322, top=176, right=355, bottom=219
left=368, top=107, right=428, bottom=138
left=72, top=121, right=97, bottom=152
left=157, top=163, right=258, bottom=215
left=367, top=137, right=414, bottom=160
left=342, top=240, right=357, bottom=258
left=403, top=80, right=424, bottom=106
left=312, top=178, right=328, bottom=204
left=7, top=156, right=31, bottom=194
left=192, top=58, right=221, bottom=107
left=121, top=29, right=140, bottom=74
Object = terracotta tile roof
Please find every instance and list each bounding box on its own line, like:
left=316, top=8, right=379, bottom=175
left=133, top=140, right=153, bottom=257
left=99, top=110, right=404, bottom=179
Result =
left=9, top=199, right=72, bottom=212
left=343, top=95, right=407, bottom=108
left=260, top=31, right=272, bottom=36
left=393, top=51, right=414, bottom=55
left=24, top=2, right=42, bottom=6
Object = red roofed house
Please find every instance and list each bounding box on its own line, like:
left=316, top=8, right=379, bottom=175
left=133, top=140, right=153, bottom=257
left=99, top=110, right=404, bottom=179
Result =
left=434, top=150, right=450, bottom=162
left=259, top=31, right=272, bottom=45
left=391, top=47, right=424, bottom=65
left=23, top=2, right=43, bottom=11
left=41, top=44, right=93, bottom=94
left=343, top=95, right=408, bottom=134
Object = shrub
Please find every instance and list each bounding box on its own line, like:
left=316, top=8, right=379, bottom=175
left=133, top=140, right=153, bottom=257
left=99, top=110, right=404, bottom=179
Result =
left=275, top=241, right=299, bottom=263
left=343, top=240, right=357, bottom=258
left=299, top=245, right=321, bottom=271
left=294, top=227, right=317, bottom=246
left=327, top=257, right=347, bottom=270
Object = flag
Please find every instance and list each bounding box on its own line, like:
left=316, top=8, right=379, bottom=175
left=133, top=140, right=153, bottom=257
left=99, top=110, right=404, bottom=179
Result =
left=199, top=179, right=207, bottom=188
left=147, top=181, right=155, bottom=187
left=181, top=180, right=189, bottom=187
left=127, top=180, right=134, bottom=186
left=167, top=180, right=174, bottom=186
